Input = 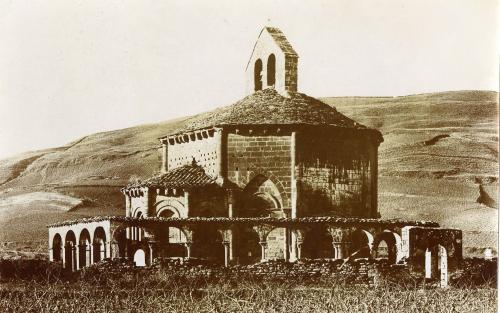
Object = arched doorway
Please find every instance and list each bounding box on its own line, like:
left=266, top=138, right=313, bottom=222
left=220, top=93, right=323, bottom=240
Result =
left=52, top=233, right=62, bottom=262
left=93, top=227, right=107, bottom=263
left=240, top=174, right=284, bottom=217
left=242, top=193, right=280, bottom=217
left=237, top=174, right=285, bottom=263
left=79, top=229, right=92, bottom=268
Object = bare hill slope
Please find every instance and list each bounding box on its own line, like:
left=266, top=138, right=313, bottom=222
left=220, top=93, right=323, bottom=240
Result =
left=0, top=90, right=497, bottom=256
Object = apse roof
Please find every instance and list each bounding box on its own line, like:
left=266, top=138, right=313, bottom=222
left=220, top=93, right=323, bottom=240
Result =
left=165, top=88, right=382, bottom=141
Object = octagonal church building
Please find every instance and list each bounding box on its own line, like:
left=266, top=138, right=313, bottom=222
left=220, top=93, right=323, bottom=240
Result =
left=48, top=28, right=462, bottom=282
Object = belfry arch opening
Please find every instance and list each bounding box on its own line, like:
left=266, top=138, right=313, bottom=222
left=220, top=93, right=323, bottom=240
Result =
left=254, top=59, right=263, bottom=91
left=267, top=54, right=276, bottom=86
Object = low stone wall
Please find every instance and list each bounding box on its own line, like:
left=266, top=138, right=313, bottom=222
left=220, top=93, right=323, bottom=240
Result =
left=82, top=257, right=413, bottom=287
left=78, top=257, right=497, bottom=288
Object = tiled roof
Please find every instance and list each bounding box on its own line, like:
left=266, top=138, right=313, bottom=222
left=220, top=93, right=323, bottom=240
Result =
left=48, top=215, right=440, bottom=228
left=168, top=88, right=382, bottom=139
left=265, top=27, right=298, bottom=57
left=127, top=164, right=217, bottom=189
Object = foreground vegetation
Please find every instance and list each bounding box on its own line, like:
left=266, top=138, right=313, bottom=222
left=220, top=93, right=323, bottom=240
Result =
left=0, top=259, right=497, bottom=313
left=0, top=282, right=496, bottom=312
left=0, top=276, right=496, bottom=312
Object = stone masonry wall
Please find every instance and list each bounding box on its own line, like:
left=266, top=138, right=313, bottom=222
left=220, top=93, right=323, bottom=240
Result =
left=296, top=132, right=375, bottom=217
left=144, top=258, right=413, bottom=287
left=226, top=132, right=291, bottom=260
left=284, top=55, right=298, bottom=92
left=227, top=132, right=292, bottom=210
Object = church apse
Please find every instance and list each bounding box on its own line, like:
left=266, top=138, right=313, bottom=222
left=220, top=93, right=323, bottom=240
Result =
left=296, top=129, right=378, bottom=218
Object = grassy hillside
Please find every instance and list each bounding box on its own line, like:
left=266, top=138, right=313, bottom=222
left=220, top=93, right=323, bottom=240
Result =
left=0, top=90, right=497, bottom=256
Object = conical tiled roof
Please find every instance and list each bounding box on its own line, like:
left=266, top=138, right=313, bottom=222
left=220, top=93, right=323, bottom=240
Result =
left=167, top=88, right=381, bottom=140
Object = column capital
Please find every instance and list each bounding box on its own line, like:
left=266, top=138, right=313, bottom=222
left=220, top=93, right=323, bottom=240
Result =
left=253, top=224, right=274, bottom=242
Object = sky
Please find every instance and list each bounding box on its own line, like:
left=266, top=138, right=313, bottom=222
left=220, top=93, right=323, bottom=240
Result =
left=0, top=0, right=498, bottom=159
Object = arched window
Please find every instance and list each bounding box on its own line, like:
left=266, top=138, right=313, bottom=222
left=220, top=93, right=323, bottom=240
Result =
left=254, top=59, right=263, bottom=91
left=267, top=54, right=276, bottom=86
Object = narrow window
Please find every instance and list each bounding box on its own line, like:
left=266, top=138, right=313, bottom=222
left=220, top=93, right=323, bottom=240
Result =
left=254, top=59, right=263, bottom=91
left=267, top=54, right=276, bottom=86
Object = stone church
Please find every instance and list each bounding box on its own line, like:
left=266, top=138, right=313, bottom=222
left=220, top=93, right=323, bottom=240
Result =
left=48, top=27, right=462, bottom=284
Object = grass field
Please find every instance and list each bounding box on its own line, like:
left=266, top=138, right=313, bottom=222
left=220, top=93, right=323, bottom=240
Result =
left=0, top=275, right=496, bottom=312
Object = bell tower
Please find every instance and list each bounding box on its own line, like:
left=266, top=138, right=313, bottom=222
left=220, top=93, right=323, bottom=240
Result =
left=245, top=27, right=299, bottom=96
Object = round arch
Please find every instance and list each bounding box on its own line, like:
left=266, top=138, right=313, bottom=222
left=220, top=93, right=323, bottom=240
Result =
left=157, top=206, right=181, bottom=218
left=78, top=229, right=92, bottom=268
left=52, top=233, right=62, bottom=262
left=192, top=225, right=224, bottom=263
left=372, top=230, right=402, bottom=264
left=244, top=170, right=288, bottom=206
left=242, top=193, right=282, bottom=217
left=132, top=207, right=145, bottom=218
left=134, top=249, right=146, bottom=267
left=425, top=244, right=448, bottom=283
left=302, top=226, right=334, bottom=259
left=267, top=54, right=276, bottom=86
left=93, top=227, right=107, bottom=263
left=156, top=207, right=187, bottom=257
left=154, top=199, right=185, bottom=217
left=254, top=58, right=263, bottom=91
left=264, top=226, right=288, bottom=260
left=234, top=226, right=261, bottom=265
left=64, top=230, right=77, bottom=271
left=111, top=226, right=127, bottom=259
left=240, top=173, right=285, bottom=218
left=349, top=229, right=374, bottom=259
